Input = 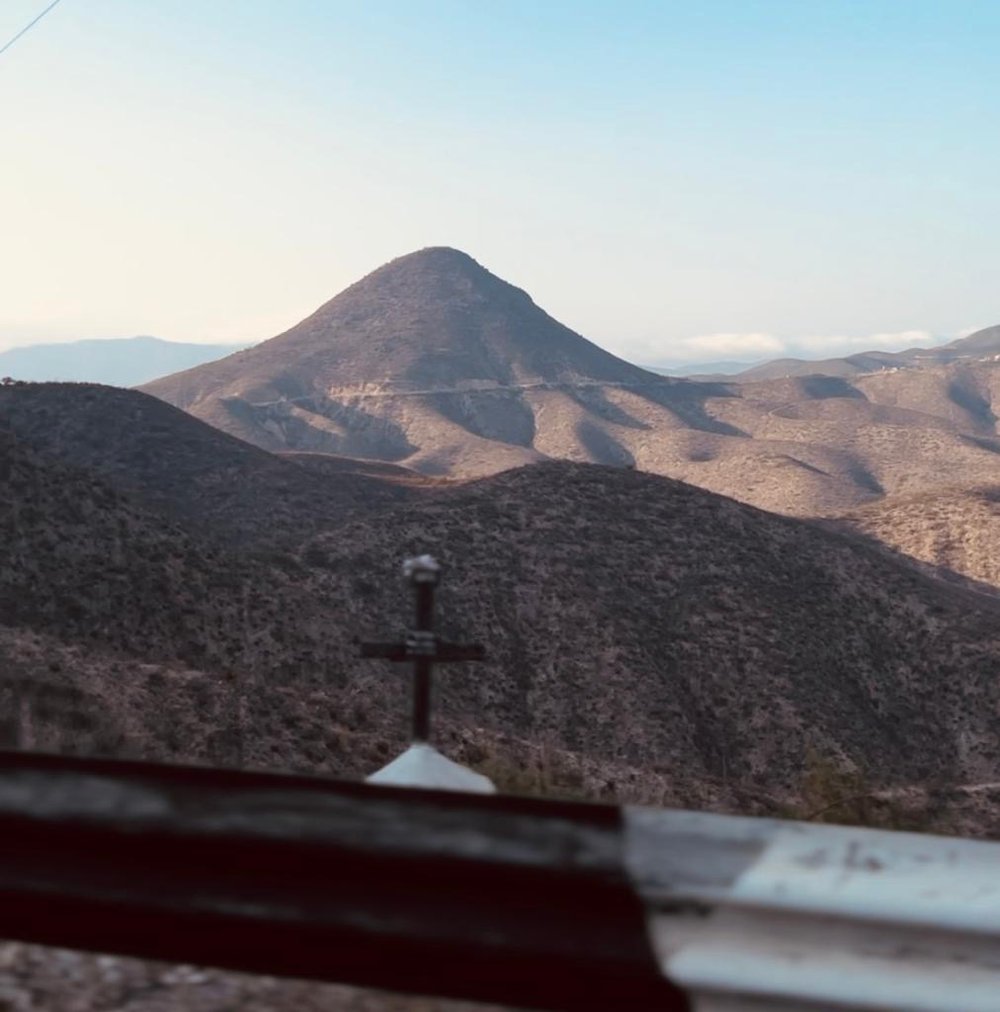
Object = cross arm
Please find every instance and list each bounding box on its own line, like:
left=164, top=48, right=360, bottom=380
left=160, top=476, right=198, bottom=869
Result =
left=360, top=640, right=485, bottom=662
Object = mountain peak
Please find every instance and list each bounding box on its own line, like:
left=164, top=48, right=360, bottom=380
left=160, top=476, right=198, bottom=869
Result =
left=141, top=249, right=668, bottom=472
left=334, top=246, right=524, bottom=306
left=390, top=245, right=479, bottom=266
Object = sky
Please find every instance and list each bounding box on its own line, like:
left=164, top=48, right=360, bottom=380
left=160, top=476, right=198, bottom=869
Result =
left=1, top=0, right=997, bottom=365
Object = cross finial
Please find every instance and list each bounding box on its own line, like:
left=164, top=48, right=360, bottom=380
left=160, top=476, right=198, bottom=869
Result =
left=361, top=555, right=484, bottom=744
left=402, top=554, right=440, bottom=584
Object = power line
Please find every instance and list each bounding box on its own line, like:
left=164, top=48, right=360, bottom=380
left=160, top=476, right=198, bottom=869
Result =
left=0, top=0, right=66, bottom=61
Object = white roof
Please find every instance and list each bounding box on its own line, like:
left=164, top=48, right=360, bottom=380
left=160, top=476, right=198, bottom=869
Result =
left=366, top=743, right=496, bottom=794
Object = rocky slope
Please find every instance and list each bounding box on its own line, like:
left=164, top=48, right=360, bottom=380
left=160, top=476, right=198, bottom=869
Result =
left=838, top=485, right=1000, bottom=591
left=5, top=418, right=1000, bottom=799
left=0, top=383, right=413, bottom=546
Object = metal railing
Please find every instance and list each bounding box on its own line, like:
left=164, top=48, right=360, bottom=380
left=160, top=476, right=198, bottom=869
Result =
left=2, top=750, right=999, bottom=1010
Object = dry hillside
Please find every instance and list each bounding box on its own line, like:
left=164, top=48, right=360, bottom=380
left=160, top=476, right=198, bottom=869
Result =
left=838, top=485, right=1000, bottom=590
left=4, top=409, right=1000, bottom=799
left=0, top=383, right=412, bottom=546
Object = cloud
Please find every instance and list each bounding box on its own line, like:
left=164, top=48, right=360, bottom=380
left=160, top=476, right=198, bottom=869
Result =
left=660, top=329, right=946, bottom=365
left=674, top=332, right=787, bottom=359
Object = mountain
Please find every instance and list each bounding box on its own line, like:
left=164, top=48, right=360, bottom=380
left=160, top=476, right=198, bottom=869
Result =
left=0, top=336, right=248, bottom=387
left=644, top=360, right=765, bottom=377
left=733, top=351, right=904, bottom=381
left=141, top=247, right=736, bottom=475
left=138, top=250, right=1000, bottom=519
left=732, top=326, right=1000, bottom=382
left=943, top=325, right=1000, bottom=357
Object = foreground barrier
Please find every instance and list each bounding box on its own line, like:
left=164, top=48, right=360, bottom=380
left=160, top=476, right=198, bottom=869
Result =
left=1, top=751, right=999, bottom=1010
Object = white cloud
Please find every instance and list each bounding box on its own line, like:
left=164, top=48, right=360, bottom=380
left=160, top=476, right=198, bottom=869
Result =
left=675, top=332, right=787, bottom=359
left=656, top=328, right=952, bottom=365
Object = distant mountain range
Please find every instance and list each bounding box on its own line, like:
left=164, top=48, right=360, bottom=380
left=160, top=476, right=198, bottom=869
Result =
left=0, top=335, right=248, bottom=387
left=724, top=326, right=1000, bottom=381
left=644, top=360, right=766, bottom=376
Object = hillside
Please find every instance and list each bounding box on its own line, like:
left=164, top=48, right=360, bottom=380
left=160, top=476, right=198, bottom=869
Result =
left=0, top=430, right=308, bottom=667
left=304, top=462, right=1000, bottom=793
left=687, top=365, right=1000, bottom=512
left=838, top=485, right=1000, bottom=590
left=0, top=383, right=413, bottom=545
left=8, top=437, right=1000, bottom=1007
left=6, top=429, right=1000, bottom=801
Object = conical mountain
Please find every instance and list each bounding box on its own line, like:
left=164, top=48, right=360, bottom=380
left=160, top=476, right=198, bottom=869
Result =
left=146, top=247, right=657, bottom=398
left=142, top=248, right=711, bottom=474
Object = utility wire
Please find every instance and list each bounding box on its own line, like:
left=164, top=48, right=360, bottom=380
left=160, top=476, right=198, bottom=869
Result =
left=0, top=0, right=66, bottom=60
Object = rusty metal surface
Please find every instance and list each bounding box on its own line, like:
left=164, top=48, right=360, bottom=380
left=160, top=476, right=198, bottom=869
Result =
left=0, top=751, right=684, bottom=1012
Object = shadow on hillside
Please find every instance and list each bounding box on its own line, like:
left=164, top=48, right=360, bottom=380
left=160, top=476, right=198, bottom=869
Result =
left=845, top=462, right=884, bottom=496
left=962, top=434, right=1000, bottom=455
left=574, top=420, right=636, bottom=466
left=819, top=516, right=1000, bottom=600
left=801, top=376, right=867, bottom=400
left=635, top=381, right=748, bottom=437
left=427, top=389, right=536, bottom=446
left=949, top=380, right=998, bottom=429
left=566, top=386, right=651, bottom=430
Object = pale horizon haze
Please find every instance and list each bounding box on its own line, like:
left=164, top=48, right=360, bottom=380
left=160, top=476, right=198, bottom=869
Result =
left=2, top=0, right=997, bottom=364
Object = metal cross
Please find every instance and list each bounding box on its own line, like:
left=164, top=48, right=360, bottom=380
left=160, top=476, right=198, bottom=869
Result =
left=360, top=555, right=485, bottom=743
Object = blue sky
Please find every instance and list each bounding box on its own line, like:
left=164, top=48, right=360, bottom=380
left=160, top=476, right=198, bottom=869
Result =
left=1, top=1, right=997, bottom=363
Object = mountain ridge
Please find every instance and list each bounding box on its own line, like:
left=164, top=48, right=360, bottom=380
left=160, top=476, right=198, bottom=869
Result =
left=730, top=325, right=1000, bottom=382
left=0, top=382, right=413, bottom=546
